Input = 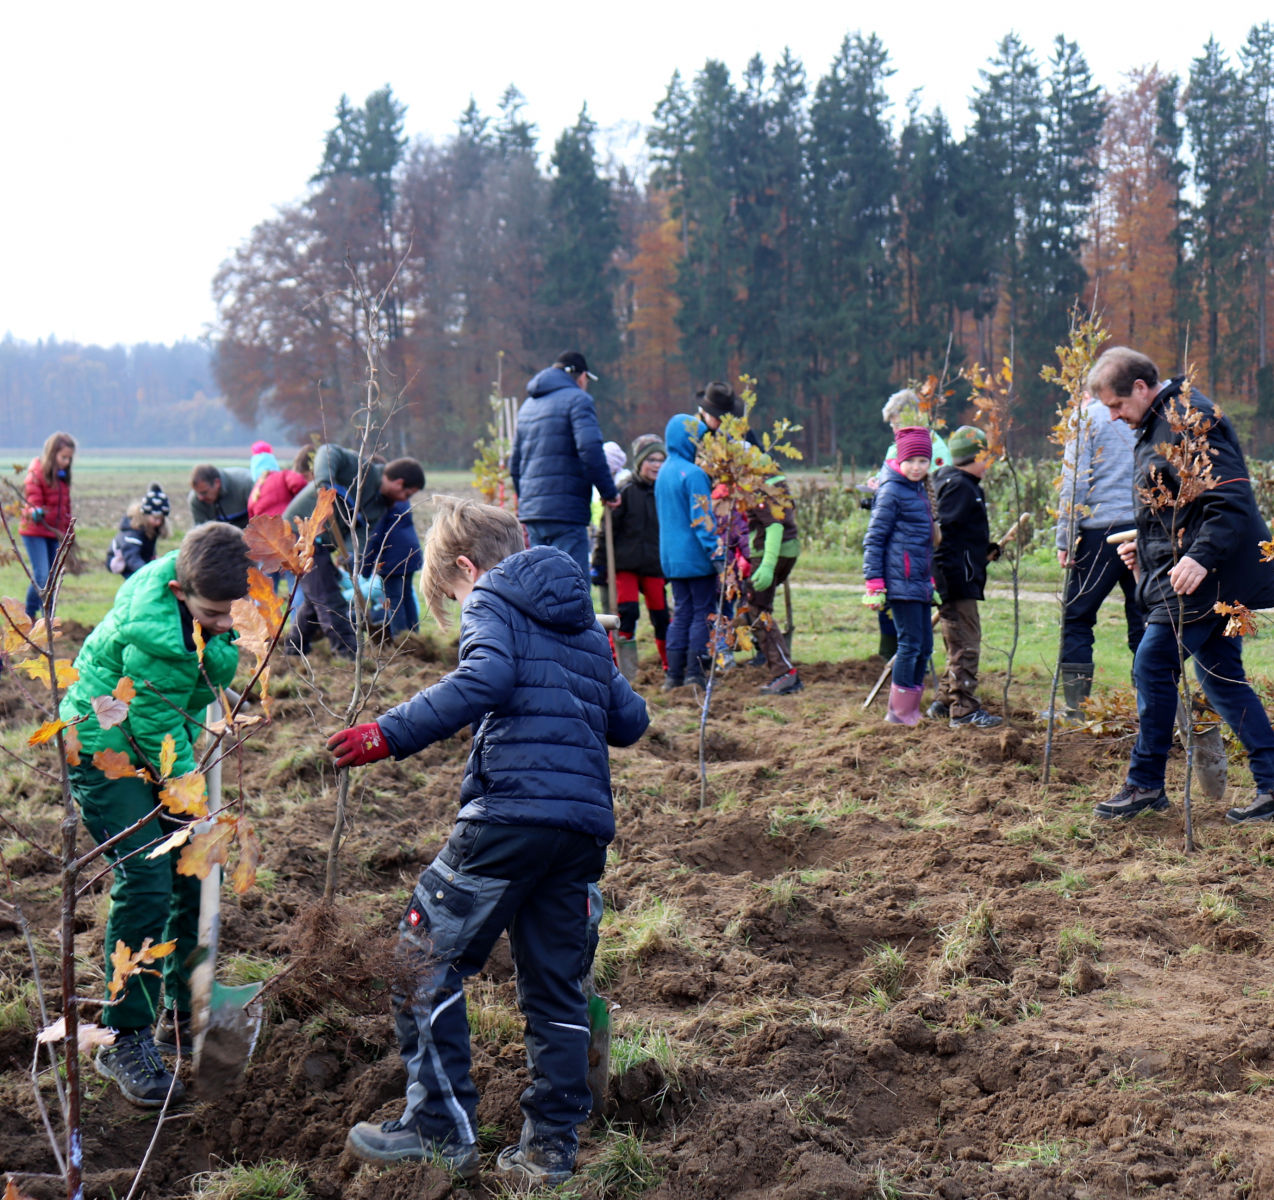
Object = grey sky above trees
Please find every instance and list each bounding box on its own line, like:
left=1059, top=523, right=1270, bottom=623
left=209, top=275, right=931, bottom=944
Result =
left=1, top=0, right=1269, bottom=348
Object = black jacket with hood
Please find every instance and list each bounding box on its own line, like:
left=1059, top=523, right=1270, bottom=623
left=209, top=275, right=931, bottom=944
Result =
left=1133, top=379, right=1274, bottom=623
left=933, top=465, right=999, bottom=602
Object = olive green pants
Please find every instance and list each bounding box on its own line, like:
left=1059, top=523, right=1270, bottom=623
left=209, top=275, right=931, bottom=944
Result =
left=70, top=764, right=201, bottom=1030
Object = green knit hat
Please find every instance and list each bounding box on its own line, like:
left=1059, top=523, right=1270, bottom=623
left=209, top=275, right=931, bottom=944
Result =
left=948, top=425, right=988, bottom=461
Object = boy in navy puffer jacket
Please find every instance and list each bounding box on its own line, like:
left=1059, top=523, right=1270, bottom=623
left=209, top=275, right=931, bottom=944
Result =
left=863, top=426, right=937, bottom=725
left=327, top=497, right=649, bottom=1188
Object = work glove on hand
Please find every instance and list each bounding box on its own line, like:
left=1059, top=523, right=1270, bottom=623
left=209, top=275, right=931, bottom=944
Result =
left=31, top=507, right=44, bottom=524
left=327, top=722, right=391, bottom=768
left=862, top=586, right=888, bottom=612
left=750, top=564, right=774, bottom=593
left=734, top=550, right=753, bottom=580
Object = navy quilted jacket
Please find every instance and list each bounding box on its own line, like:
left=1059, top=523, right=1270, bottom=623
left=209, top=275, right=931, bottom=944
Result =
left=510, top=368, right=618, bottom=524
left=862, top=465, right=935, bottom=603
left=375, top=546, right=649, bottom=840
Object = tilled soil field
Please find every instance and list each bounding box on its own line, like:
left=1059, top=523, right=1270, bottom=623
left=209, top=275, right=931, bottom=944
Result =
left=4, top=642, right=1274, bottom=1199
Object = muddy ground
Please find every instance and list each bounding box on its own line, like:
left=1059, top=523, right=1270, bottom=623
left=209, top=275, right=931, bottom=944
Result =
left=4, top=640, right=1274, bottom=1199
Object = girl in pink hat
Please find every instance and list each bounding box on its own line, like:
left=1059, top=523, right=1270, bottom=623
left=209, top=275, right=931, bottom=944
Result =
left=862, top=426, right=937, bottom=725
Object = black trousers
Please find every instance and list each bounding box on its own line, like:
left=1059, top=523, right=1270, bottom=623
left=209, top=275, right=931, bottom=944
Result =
left=289, top=544, right=356, bottom=657
left=393, top=821, right=606, bottom=1151
left=1062, top=526, right=1145, bottom=664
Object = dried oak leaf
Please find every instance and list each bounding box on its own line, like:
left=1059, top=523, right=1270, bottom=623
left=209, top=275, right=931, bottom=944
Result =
left=192, top=621, right=205, bottom=663
left=159, top=771, right=208, bottom=818
left=230, top=596, right=272, bottom=668
left=15, top=657, right=79, bottom=688
left=63, top=723, right=81, bottom=766
left=294, top=487, right=336, bottom=575
left=112, top=676, right=137, bottom=703
left=247, top=565, right=286, bottom=636
left=4, top=1176, right=37, bottom=1200
left=1215, top=600, right=1258, bottom=638
left=107, top=937, right=176, bottom=999
left=91, top=693, right=130, bottom=730
left=27, top=718, right=65, bottom=747
left=37, top=1016, right=117, bottom=1053
left=159, top=732, right=177, bottom=780
left=146, top=825, right=192, bottom=859
left=92, top=748, right=140, bottom=780
left=231, top=815, right=263, bottom=894
left=244, top=513, right=302, bottom=575
left=177, top=816, right=236, bottom=880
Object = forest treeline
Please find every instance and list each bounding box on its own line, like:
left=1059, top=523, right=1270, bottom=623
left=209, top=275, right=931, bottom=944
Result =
left=213, top=24, right=1274, bottom=464
left=0, top=338, right=268, bottom=449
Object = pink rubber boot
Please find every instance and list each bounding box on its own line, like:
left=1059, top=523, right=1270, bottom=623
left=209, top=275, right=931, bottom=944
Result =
left=885, top=684, right=923, bottom=726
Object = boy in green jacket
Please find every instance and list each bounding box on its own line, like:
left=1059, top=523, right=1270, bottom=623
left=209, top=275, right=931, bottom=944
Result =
left=60, top=523, right=249, bottom=1106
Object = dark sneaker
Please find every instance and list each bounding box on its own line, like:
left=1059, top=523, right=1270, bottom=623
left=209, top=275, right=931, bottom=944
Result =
left=950, top=708, right=1003, bottom=729
left=749, top=651, right=767, bottom=667
left=1095, top=783, right=1171, bottom=821
left=660, top=674, right=684, bottom=692
left=1226, top=793, right=1274, bottom=825
left=345, top=1119, right=479, bottom=1177
left=496, top=1143, right=574, bottom=1188
left=95, top=1029, right=186, bottom=1108
left=759, top=670, right=803, bottom=695
left=153, top=1008, right=193, bottom=1058
left=926, top=700, right=950, bottom=720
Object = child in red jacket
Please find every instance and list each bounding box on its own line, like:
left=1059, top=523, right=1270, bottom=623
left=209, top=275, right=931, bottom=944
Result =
left=21, top=431, right=76, bottom=618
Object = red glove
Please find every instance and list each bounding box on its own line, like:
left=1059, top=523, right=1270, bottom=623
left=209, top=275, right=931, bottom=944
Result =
left=327, top=722, right=391, bottom=768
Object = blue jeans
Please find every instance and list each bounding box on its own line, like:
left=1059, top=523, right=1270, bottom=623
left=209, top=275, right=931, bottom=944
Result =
left=523, top=521, right=590, bottom=581
left=1129, top=617, right=1274, bottom=792
left=891, top=600, right=934, bottom=689
left=394, top=821, right=606, bottom=1151
left=667, top=575, right=720, bottom=677
left=23, top=534, right=57, bottom=618
left=383, top=573, right=419, bottom=635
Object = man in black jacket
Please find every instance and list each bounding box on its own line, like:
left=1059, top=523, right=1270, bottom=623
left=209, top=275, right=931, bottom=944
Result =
left=931, top=426, right=1006, bottom=729
left=1089, top=347, right=1274, bottom=824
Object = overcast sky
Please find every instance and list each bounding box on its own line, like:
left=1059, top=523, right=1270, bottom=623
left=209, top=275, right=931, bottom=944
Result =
left=1, top=0, right=1268, bottom=349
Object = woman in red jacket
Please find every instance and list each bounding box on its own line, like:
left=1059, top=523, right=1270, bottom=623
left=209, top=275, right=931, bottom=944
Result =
left=21, top=432, right=76, bottom=618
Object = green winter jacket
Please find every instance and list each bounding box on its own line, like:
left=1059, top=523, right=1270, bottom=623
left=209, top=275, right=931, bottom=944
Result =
left=60, top=553, right=240, bottom=778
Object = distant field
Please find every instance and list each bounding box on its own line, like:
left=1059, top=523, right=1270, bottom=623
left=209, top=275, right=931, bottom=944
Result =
left=0, top=452, right=476, bottom=624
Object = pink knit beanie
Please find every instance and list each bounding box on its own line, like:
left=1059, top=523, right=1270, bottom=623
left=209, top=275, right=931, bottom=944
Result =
left=250, top=440, right=273, bottom=455
left=894, top=426, right=933, bottom=463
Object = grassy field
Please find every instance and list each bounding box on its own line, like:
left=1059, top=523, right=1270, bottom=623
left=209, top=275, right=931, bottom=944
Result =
left=3, top=453, right=1271, bottom=704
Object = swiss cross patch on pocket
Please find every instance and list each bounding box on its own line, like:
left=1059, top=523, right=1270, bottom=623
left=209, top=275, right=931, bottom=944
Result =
left=404, top=901, right=428, bottom=931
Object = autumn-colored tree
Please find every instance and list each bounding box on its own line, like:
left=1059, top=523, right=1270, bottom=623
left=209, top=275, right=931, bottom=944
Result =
left=1085, top=67, right=1181, bottom=372
left=622, top=191, right=692, bottom=431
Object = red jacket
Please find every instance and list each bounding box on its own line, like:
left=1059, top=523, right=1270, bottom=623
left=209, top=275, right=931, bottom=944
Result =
left=20, top=458, right=72, bottom=538
left=248, top=469, right=308, bottom=519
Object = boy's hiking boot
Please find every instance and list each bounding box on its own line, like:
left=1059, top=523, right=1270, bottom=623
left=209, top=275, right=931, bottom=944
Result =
left=926, top=700, right=950, bottom=720
left=1095, top=783, right=1171, bottom=821
left=95, top=1028, right=186, bottom=1107
left=950, top=708, right=1003, bottom=729
left=345, top=1119, right=480, bottom=1178
left=496, top=1141, right=575, bottom=1188
left=759, top=670, right=803, bottom=695
left=749, top=650, right=767, bottom=667
left=153, top=1008, right=193, bottom=1058
left=1226, top=793, right=1274, bottom=825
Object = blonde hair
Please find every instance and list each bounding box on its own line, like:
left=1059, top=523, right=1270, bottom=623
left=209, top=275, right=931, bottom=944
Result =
left=127, top=501, right=170, bottom=540
left=882, top=390, right=922, bottom=426
left=40, top=431, right=76, bottom=485
left=421, top=496, right=525, bottom=629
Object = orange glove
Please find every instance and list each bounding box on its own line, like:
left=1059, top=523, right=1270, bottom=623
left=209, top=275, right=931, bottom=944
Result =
left=327, top=722, right=391, bottom=768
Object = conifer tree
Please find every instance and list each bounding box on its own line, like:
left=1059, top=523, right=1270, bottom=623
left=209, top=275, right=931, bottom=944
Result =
left=1239, top=23, right=1274, bottom=416
left=806, top=32, right=898, bottom=457
left=541, top=106, right=622, bottom=386
left=1186, top=39, right=1243, bottom=394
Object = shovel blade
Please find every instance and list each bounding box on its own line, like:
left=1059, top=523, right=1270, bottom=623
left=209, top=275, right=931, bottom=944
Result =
left=193, top=980, right=264, bottom=1100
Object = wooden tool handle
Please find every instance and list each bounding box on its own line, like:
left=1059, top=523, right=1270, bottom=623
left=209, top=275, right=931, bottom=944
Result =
left=997, top=512, right=1030, bottom=543
left=1105, top=529, right=1137, bottom=545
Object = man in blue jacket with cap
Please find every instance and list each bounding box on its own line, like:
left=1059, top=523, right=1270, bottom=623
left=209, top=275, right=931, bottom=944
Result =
left=510, top=351, right=619, bottom=578
left=327, top=496, right=649, bottom=1188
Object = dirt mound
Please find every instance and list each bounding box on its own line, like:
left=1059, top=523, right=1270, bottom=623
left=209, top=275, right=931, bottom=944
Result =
left=3, top=655, right=1274, bottom=1197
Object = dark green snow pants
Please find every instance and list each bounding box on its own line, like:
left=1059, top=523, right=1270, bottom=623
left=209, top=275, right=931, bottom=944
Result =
left=70, top=764, right=201, bottom=1030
